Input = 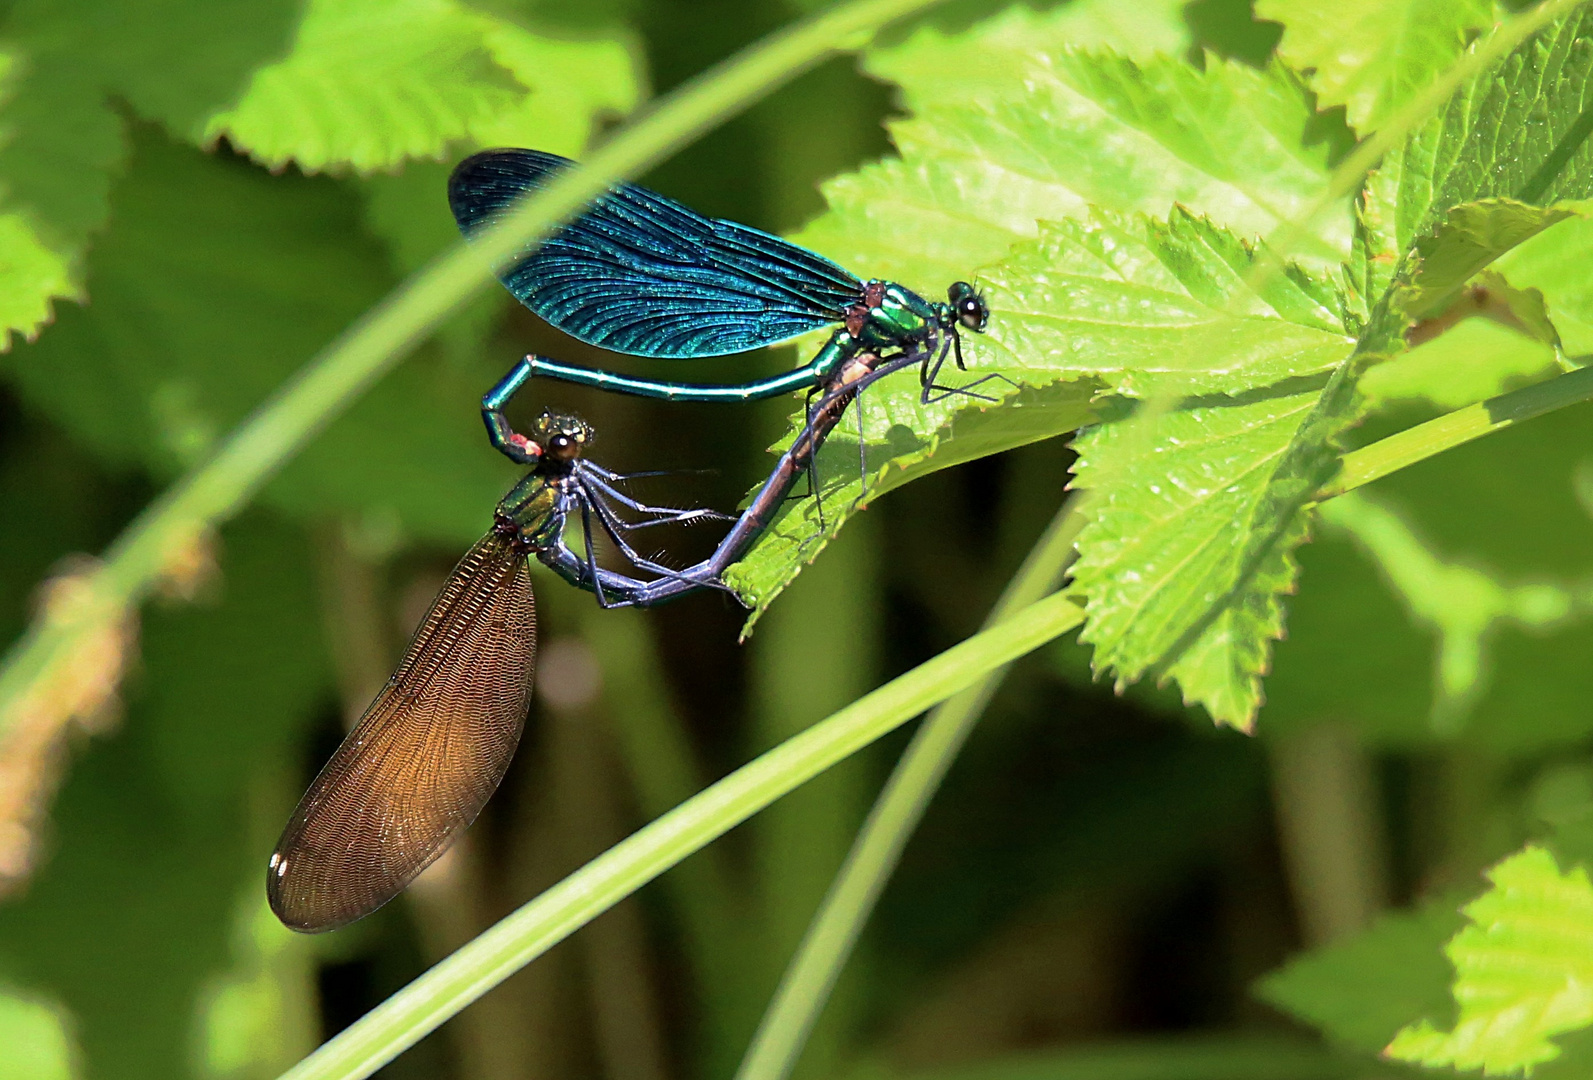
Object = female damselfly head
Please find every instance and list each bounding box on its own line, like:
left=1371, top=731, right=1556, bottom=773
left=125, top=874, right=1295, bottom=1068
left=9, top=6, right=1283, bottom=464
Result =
left=947, top=281, right=989, bottom=333
left=530, top=410, right=594, bottom=467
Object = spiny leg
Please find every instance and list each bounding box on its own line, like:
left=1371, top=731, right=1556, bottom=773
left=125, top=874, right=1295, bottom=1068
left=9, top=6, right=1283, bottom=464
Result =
left=577, top=471, right=732, bottom=528
left=578, top=476, right=715, bottom=585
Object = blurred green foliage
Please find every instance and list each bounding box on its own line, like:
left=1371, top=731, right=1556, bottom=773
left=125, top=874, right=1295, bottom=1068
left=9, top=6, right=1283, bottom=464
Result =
left=6, top=1, right=1593, bottom=1080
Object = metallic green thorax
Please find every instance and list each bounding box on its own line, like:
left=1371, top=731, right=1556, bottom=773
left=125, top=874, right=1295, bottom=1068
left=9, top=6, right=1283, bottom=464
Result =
left=779, top=281, right=946, bottom=392
left=496, top=472, right=562, bottom=548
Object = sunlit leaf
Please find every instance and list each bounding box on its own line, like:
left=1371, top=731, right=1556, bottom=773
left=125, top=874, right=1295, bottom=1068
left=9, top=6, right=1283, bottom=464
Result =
left=743, top=9, right=1361, bottom=616
left=1000, top=208, right=1355, bottom=726
left=1387, top=846, right=1593, bottom=1074
left=1069, top=384, right=1325, bottom=728
left=1381, top=6, right=1593, bottom=252
left=1257, top=0, right=1493, bottom=133
left=796, top=44, right=1350, bottom=290
left=1401, top=200, right=1579, bottom=320
left=202, top=0, right=524, bottom=173
left=729, top=208, right=1350, bottom=621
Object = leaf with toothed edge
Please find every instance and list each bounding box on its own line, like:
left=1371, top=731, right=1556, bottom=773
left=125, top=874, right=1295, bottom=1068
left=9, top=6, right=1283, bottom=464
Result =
left=1068, top=383, right=1325, bottom=729
left=1386, top=846, right=1593, bottom=1074
left=1373, top=6, right=1593, bottom=254
left=1258, top=0, right=1494, bottom=134
left=200, top=0, right=527, bottom=174
left=726, top=207, right=1353, bottom=628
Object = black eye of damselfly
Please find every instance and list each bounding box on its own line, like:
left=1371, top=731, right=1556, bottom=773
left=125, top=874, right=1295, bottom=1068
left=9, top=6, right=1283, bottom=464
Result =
left=547, top=433, right=581, bottom=463
left=946, top=281, right=988, bottom=333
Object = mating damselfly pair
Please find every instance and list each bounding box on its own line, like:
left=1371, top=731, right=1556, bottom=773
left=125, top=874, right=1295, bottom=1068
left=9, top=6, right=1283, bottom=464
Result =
left=268, top=148, right=994, bottom=932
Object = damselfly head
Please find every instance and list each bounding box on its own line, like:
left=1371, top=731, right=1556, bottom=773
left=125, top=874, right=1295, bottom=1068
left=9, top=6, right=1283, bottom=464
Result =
left=947, top=281, right=988, bottom=333
left=532, top=410, right=594, bottom=465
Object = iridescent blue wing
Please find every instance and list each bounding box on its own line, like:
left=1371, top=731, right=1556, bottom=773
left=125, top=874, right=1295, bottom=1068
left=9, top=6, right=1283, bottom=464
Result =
left=448, top=149, right=862, bottom=359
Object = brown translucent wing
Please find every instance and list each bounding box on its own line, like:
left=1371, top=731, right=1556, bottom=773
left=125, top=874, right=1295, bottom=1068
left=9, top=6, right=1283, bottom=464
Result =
left=268, top=530, right=537, bottom=932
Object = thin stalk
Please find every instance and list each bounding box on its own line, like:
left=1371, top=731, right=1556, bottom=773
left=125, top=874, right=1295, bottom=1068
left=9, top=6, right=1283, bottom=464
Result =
left=734, top=494, right=1089, bottom=1080
left=0, top=0, right=954, bottom=743
left=1319, top=364, right=1593, bottom=499
left=273, top=588, right=1085, bottom=1080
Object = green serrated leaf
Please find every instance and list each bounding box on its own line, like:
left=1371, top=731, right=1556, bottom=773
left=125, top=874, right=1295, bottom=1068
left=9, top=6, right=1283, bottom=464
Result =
left=761, top=20, right=1361, bottom=614
left=0, top=211, right=78, bottom=350
left=1387, top=846, right=1593, bottom=1074
left=1069, top=384, right=1326, bottom=728
left=795, top=43, right=1351, bottom=290
left=7, top=129, right=515, bottom=544
left=1258, top=0, right=1493, bottom=133
left=202, top=0, right=525, bottom=173
left=1403, top=199, right=1579, bottom=320
left=1383, top=7, right=1593, bottom=253
left=1255, top=898, right=1466, bottom=1054
left=979, top=208, right=1350, bottom=399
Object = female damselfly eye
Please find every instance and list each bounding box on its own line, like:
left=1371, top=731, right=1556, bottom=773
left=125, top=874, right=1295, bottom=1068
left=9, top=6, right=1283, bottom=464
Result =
left=547, top=433, right=581, bottom=462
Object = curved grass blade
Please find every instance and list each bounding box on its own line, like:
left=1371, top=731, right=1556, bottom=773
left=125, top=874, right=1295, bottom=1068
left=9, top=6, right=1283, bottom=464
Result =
left=269, top=529, right=537, bottom=933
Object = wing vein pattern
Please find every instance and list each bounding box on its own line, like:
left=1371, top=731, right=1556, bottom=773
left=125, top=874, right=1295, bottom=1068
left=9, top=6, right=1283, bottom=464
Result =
left=268, top=531, right=537, bottom=932
left=449, top=148, right=862, bottom=358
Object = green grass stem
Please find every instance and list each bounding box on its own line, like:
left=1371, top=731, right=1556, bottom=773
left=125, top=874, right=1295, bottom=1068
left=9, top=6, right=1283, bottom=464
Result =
left=275, top=588, right=1086, bottom=1080
left=733, top=495, right=1089, bottom=1080
left=1321, top=364, right=1593, bottom=499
